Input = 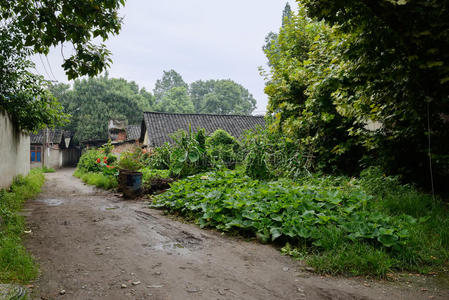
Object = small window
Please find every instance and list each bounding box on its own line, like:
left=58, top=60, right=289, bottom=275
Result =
left=31, top=146, right=42, bottom=162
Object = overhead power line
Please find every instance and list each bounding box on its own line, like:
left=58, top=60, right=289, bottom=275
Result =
left=39, top=54, right=52, bottom=80
left=45, top=55, right=57, bottom=82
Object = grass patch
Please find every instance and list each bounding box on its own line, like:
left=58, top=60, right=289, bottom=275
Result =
left=74, top=169, right=118, bottom=189
left=151, top=168, right=449, bottom=277
left=140, top=168, right=170, bottom=184
left=41, top=166, right=55, bottom=173
left=0, top=168, right=44, bottom=283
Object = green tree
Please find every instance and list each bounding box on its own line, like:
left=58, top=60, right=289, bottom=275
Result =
left=189, top=79, right=256, bottom=115
left=54, top=75, right=151, bottom=142
left=153, top=70, right=188, bottom=103
left=263, top=3, right=293, bottom=68
left=154, top=86, right=194, bottom=114
left=0, top=0, right=125, bottom=131
left=263, top=5, right=365, bottom=173
left=0, top=26, right=67, bottom=131
left=282, top=2, right=293, bottom=26
left=300, top=0, right=449, bottom=189
left=1, top=0, right=125, bottom=79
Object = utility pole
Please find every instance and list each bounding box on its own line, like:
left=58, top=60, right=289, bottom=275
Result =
left=45, top=127, right=49, bottom=168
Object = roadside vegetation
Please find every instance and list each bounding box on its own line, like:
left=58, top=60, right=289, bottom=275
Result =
left=41, top=166, right=55, bottom=173
left=153, top=167, right=449, bottom=277
left=0, top=168, right=45, bottom=283
left=75, top=126, right=449, bottom=277
left=74, top=142, right=118, bottom=190
left=146, top=128, right=449, bottom=277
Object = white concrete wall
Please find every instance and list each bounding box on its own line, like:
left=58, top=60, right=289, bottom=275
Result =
left=0, top=110, right=30, bottom=189
left=44, top=147, right=62, bottom=169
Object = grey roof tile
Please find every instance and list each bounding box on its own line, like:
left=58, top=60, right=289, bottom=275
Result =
left=126, top=125, right=141, bottom=141
left=30, top=129, right=71, bottom=144
left=142, top=112, right=265, bottom=147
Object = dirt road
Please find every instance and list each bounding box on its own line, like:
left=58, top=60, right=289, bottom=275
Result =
left=23, top=169, right=448, bottom=299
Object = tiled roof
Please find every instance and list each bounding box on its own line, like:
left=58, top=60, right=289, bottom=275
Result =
left=30, top=129, right=66, bottom=144
left=142, top=112, right=265, bottom=147
left=126, top=125, right=141, bottom=141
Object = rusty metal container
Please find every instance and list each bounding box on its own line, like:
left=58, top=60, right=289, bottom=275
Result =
left=118, top=169, right=142, bottom=198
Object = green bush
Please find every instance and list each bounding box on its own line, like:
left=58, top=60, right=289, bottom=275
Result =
left=140, top=168, right=171, bottom=184
left=0, top=168, right=43, bottom=283
left=77, top=149, right=117, bottom=173
left=206, top=129, right=240, bottom=169
left=207, top=129, right=239, bottom=147
left=147, top=143, right=171, bottom=170
left=152, top=169, right=449, bottom=277
left=244, top=138, right=271, bottom=180
left=74, top=169, right=118, bottom=189
left=118, top=151, right=142, bottom=172
left=77, top=149, right=102, bottom=172
left=168, top=128, right=209, bottom=177
left=241, top=127, right=308, bottom=179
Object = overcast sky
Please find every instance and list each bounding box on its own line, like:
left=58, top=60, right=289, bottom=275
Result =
left=33, top=0, right=294, bottom=114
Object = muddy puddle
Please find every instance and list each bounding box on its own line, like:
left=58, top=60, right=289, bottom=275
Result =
left=150, top=241, right=192, bottom=255
left=37, top=198, right=64, bottom=206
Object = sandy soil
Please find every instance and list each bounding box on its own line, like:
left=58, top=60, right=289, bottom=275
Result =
left=23, top=168, right=449, bottom=300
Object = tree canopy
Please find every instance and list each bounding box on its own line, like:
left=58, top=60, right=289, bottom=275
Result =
left=190, top=79, right=256, bottom=115
left=0, top=0, right=125, bottom=79
left=0, top=25, right=67, bottom=131
left=0, top=0, right=125, bottom=131
left=153, top=70, right=188, bottom=104
left=263, top=1, right=449, bottom=189
left=154, top=86, right=195, bottom=114
left=152, top=70, right=257, bottom=115
left=53, top=74, right=151, bottom=142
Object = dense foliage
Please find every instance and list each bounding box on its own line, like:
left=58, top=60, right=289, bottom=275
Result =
left=206, top=129, right=240, bottom=170
left=52, top=74, right=152, bottom=142
left=151, top=69, right=257, bottom=115
left=0, top=168, right=44, bottom=282
left=152, top=168, right=449, bottom=276
left=0, top=26, right=68, bottom=131
left=147, top=127, right=312, bottom=181
left=0, top=0, right=125, bottom=131
left=75, top=145, right=119, bottom=189
left=264, top=1, right=449, bottom=189
left=146, top=128, right=247, bottom=178
left=0, top=0, right=125, bottom=79
left=189, top=79, right=257, bottom=115
left=302, top=0, right=449, bottom=189
left=263, top=5, right=365, bottom=174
